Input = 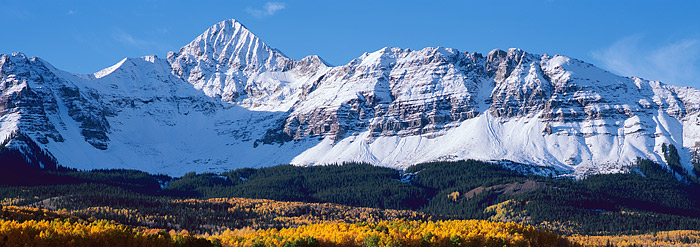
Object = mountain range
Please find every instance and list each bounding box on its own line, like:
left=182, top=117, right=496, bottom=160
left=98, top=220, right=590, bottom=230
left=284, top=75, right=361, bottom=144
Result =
left=2, top=19, right=699, bottom=177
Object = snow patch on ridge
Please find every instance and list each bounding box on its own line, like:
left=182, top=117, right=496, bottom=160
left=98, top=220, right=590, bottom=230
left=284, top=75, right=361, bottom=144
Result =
left=93, top=58, right=128, bottom=79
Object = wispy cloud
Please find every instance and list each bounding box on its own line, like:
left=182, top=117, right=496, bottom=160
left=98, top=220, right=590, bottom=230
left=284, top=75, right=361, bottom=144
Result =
left=112, top=29, right=168, bottom=53
left=246, top=2, right=286, bottom=18
left=591, top=36, right=700, bottom=86
left=67, top=9, right=77, bottom=15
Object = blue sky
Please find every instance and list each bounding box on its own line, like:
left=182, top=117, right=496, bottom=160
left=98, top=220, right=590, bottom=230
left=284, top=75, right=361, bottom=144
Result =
left=2, top=0, right=699, bottom=87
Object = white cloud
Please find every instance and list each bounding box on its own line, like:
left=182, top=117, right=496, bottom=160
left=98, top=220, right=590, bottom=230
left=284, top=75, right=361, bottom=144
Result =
left=246, top=2, right=286, bottom=18
left=67, top=10, right=77, bottom=15
left=592, top=36, right=700, bottom=87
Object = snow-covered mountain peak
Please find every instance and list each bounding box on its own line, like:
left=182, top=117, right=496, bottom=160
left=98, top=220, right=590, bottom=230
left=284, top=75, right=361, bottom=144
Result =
left=171, top=19, right=289, bottom=71
left=1, top=53, right=58, bottom=70
left=354, top=47, right=402, bottom=66
left=298, top=55, right=331, bottom=67
left=487, top=48, right=506, bottom=58
left=421, top=46, right=458, bottom=56
left=167, top=19, right=297, bottom=104
left=351, top=46, right=462, bottom=69
left=1, top=52, right=29, bottom=66
left=0, top=53, right=57, bottom=79
left=486, top=48, right=530, bottom=61
left=7, top=52, right=27, bottom=59
left=91, top=56, right=170, bottom=79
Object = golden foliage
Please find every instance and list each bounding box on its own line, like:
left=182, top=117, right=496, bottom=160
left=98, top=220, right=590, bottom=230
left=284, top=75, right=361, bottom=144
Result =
left=0, top=206, right=213, bottom=247
left=447, top=191, right=460, bottom=201
left=0, top=218, right=183, bottom=247
left=0, top=205, right=71, bottom=222
left=11, top=201, right=700, bottom=247
left=569, top=230, right=700, bottom=247
left=213, top=220, right=574, bottom=247
left=483, top=199, right=529, bottom=223
left=0, top=206, right=574, bottom=247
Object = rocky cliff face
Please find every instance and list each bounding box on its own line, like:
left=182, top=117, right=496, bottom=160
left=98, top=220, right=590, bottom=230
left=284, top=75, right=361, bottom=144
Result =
left=282, top=47, right=487, bottom=141
left=2, top=19, right=699, bottom=176
left=0, top=53, right=109, bottom=150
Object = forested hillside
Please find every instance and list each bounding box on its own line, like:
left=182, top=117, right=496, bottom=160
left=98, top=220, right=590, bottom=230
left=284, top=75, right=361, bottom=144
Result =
left=3, top=159, right=700, bottom=243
